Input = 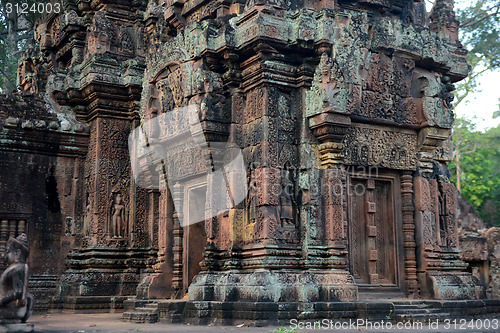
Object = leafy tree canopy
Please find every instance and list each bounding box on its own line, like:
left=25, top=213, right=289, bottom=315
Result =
left=0, top=0, right=40, bottom=93
left=450, top=118, right=500, bottom=227
left=453, top=0, right=500, bottom=108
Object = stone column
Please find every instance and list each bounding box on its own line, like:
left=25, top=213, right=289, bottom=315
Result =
left=171, top=182, right=184, bottom=298
left=0, top=220, right=7, bottom=260
left=307, top=110, right=358, bottom=300
left=401, top=171, right=418, bottom=296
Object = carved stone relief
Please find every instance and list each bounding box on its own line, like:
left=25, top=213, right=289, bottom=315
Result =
left=5, top=0, right=485, bottom=314
left=277, top=165, right=299, bottom=243
left=343, top=124, right=417, bottom=170
left=110, top=192, right=127, bottom=239
left=167, top=67, right=185, bottom=108
left=244, top=173, right=258, bottom=244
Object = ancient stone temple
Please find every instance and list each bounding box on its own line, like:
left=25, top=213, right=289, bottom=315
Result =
left=1, top=0, right=499, bottom=323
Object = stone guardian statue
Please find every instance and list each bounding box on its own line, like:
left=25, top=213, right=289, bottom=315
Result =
left=0, top=233, right=33, bottom=324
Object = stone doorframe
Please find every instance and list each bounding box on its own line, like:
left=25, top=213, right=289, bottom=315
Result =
left=346, top=171, right=406, bottom=294
left=181, top=180, right=208, bottom=296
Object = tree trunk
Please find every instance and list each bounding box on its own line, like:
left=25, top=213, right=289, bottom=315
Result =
left=3, top=5, right=19, bottom=93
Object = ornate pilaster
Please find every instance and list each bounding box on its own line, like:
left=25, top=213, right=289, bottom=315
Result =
left=414, top=126, right=485, bottom=299
left=308, top=110, right=350, bottom=250
left=401, top=171, right=418, bottom=297
left=171, top=182, right=184, bottom=299
left=136, top=184, right=174, bottom=300
left=306, top=109, right=356, bottom=298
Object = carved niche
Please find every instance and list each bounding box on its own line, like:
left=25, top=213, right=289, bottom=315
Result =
left=17, top=60, right=36, bottom=93
left=86, top=12, right=113, bottom=56
left=147, top=64, right=185, bottom=115
left=166, top=67, right=185, bottom=108
left=118, top=27, right=135, bottom=55
left=438, top=181, right=458, bottom=247
left=109, top=192, right=127, bottom=239
left=416, top=177, right=458, bottom=248
left=244, top=171, right=258, bottom=244
left=277, top=164, right=299, bottom=243
left=42, top=15, right=60, bottom=50
left=83, top=192, right=91, bottom=237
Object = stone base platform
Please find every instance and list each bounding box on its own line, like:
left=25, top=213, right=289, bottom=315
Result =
left=122, top=299, right=500, bottom=326
left=188, top=270, right=358, bottom=303
left=421, top=272, right=486, bottom=300
left=51, top=296, right=129, bottom=313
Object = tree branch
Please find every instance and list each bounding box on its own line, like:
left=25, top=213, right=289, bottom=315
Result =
left=460, top=3, right=500, bottom=28
left=0, top=66, right=15, bottom=84
left=453, top=60, right=499, bottom=108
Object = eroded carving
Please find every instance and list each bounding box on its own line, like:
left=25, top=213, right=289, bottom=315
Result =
left=0, top=234, right=33, bottom=323
left=110, top=193, right=127, bottom=239
left=343, top=125, right=417, bottom=170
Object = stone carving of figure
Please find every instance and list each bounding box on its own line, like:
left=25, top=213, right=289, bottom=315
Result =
left=83, top=193, right=91, bottom=236
left=438, top=187, right=447, bottom=246
left=244, top=174, right=258, bottom=243
left=167, top=67, right=185, bottom=107
left=247, top=177, right=257, bottom=224
left=0, top=233, right=33, bottom=323
left=111, top=193, right=126, bottom=238
left=279, top=169, right=296, bottom=226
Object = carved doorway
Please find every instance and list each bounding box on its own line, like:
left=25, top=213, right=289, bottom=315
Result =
left=348, top=173, right=404, bottom=292
left=182, top=184, right=207, bottom=294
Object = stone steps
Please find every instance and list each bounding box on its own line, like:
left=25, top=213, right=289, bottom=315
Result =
left=122, top=299, right=499, bottom=325
left=393, top=302, right=452, bottom=322
left=396, top=308, right=440, bottom=314
left=396, top=313, right=451, bottom=322
left=393, top=303, right=429, bottom=308
left=122, top=302, right=159, bottom=323
left=122, top=299, right=186, bottom=324
left=122, top=308, right=158, bottom=323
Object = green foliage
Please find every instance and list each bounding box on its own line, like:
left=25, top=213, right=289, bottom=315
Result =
left=494, top=98, right=500, bottom=118
left=450, top=1, right=500, bottom=226
left=454, top=0, right=500, bottom=107
left=269, top=327, right=297, bottom=333
left=0, top=0, right=41, bottom=93
left=457, top=0, right=500, bottom=67
left=450, top=118, right=500, bottom=226
left=0, top=0, right=16, bottom=92
left=386, top=309, right=393, bottom=320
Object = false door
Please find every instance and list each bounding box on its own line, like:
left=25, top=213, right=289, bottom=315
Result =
left=348, top=174, right=403, bottom=289
left=182, top=184, right=207, bottom=294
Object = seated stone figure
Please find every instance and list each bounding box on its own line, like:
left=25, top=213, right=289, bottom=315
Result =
left=0, top=234, right=33, bottom=323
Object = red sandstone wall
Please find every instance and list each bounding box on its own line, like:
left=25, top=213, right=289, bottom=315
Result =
left=0, top=94, right=88, bottom=310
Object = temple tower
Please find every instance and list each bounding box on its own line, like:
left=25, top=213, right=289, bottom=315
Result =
left=11, top=0, right=485, bottom=315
